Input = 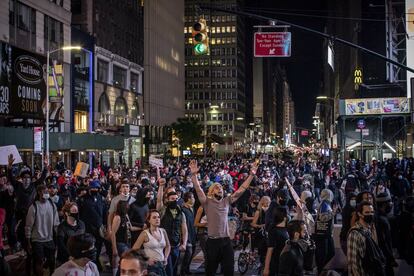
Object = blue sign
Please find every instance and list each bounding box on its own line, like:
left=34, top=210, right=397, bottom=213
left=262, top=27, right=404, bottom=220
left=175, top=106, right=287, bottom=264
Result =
left=357, top=119, right=366, bottom=129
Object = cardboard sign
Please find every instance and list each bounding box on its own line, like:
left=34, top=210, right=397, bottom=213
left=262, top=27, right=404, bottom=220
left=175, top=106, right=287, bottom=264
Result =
left=0, top=145, right=23, bottom=165
left=149, top=155, right=163, bottom=168
left=74, top=162, right=89, bottom=178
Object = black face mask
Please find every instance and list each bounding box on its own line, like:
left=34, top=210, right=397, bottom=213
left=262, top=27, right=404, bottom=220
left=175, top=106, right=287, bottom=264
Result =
left=279, top=199, right=287, bottom=206
left=79, top=247, right=97, bottom=261
left=168, top=201, right=178, bottom=209
left=363, top=214, right=374, bottom=224
left=214, top=194, right=223, bottom=201
left=69, top=212, right=79, bottom=220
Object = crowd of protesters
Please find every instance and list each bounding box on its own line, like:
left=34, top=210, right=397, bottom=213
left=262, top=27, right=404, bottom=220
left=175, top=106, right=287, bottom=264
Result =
left=0, top=151, right=413, bottom=276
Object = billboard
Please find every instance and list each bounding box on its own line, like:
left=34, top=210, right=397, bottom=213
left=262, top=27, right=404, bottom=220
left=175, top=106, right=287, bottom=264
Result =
left=254, top=32, right=291, bottom=57
left=343, top=97, right=410, bottom=116
left=0, top=42, right=46, bottom=119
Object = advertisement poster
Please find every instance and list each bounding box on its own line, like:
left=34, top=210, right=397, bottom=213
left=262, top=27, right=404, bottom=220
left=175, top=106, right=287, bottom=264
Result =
left=0, top=42, right=46, bottom=119
left=345, top=97, right=410, bottom=115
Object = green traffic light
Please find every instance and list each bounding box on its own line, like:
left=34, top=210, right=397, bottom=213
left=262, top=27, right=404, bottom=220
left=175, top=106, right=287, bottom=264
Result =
left=194, top=43, right=208, bottom=55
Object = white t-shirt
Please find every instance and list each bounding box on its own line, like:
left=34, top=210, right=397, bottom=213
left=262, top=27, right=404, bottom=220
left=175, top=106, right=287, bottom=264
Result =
left=52, top=260, right=99, bottom=276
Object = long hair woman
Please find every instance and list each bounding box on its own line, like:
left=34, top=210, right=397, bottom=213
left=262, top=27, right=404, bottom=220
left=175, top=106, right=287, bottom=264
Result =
left=251, top=196, right=271, bottom=267
left=133, top=209, right=170, bottom=276
left=111, top=200, right=132, bottom=276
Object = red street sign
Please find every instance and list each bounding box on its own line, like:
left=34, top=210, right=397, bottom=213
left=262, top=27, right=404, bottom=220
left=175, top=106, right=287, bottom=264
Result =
left=300, top=130, right=309, bottom=136
left=254, top=32, right=291, bottom=57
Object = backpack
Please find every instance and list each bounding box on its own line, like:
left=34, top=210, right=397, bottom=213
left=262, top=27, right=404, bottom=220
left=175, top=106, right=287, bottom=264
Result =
left=350, top=228, right=386, bottom=276
left=343, top=174, right=360, bottom=195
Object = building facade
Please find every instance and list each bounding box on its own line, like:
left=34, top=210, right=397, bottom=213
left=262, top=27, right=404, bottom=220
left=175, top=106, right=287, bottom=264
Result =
left=0, top=0, right=74, bottom=167
left=184, top=0, right=247, bottom=146
left=144, top=0, right=185, bottom=155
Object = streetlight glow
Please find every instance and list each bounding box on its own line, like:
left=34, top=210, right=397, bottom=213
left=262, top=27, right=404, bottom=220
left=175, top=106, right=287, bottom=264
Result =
left=316, top=96, right=328, bottom=100
left=61, top=46, right=82, bottom=51
left=210, top=105, right=219, bottom=109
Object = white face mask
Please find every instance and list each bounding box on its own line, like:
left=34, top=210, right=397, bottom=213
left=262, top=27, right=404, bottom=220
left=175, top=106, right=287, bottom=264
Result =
left=262, top=206, right=269, bottom=212
left=51, top=195, right=59, bottom=203
left=43, top=193, right=50, bottom=200
left=350, top=199, right=356, bottom=208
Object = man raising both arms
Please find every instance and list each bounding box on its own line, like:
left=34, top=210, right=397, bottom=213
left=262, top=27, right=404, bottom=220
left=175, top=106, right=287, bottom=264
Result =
left=189, top=159, right=258, bottom=276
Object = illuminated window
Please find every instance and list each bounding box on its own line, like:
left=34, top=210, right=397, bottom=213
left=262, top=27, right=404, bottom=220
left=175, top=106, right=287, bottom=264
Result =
left=211, top=27, right=216, bottom=33
left=222, top=26, right=226, bottom=33
left=232, top=26, right=236, bottom=32
left=188, top=37, right=193, bottom=44
left=115, top=97, right=128, bottom=126
left=184, top=27, right=187, bottom=33
left=211, top=38, right=216, bottom=45
left=226, top=26, right=231, bottom=33
left=74, top=111, right=88, bottom=133
left=189, top=26, right=192, bottom=33
left=217, top=27, right=221, bottom=33
left=217, top=38, right=221, bottom=44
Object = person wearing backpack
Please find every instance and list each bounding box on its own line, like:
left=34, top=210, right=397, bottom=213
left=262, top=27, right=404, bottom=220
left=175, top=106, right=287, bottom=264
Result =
left=347, top=200, right=386, bottom=276
left=25, top=184, right=60, bottom=276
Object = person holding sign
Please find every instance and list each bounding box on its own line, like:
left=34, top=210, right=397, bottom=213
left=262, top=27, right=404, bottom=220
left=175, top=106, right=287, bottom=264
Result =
left=189, top=159, right=258, bottom=276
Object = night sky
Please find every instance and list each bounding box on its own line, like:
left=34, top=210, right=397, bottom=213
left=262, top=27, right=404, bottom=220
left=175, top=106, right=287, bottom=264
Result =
left=246, top=0, right=327, bottom=129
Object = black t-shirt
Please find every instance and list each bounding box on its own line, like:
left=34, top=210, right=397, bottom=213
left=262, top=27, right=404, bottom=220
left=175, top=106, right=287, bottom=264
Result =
left=267, top=226, right=289, bottom=274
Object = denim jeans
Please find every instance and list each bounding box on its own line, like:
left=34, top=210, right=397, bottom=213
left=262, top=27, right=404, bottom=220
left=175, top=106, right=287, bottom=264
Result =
left=166, top=245, right=180, bottom=276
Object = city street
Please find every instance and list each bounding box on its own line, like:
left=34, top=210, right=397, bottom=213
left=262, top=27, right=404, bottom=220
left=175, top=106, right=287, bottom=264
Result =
left=1, top=0, right=414, bottom=276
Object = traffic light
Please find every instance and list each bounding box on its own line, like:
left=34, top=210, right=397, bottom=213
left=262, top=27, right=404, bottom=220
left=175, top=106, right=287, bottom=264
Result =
left=192, top=18, right=209, bottom=55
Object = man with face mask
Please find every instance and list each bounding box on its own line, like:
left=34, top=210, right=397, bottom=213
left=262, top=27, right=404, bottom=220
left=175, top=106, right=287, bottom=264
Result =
left=375, top=193, right=397, bottom=276
left=128, top=187, right=153, bottom=244
left=157, top=187, right=188, bottom=276
left=278, top=220, right=310, bottom=276
left=347, top=201, right=386, bottom=276
left=25, top=184, right=60, bottom=276
left=7, top=154, right=48, bottom=258
left=265, top=188, right=291, bottom=231
left=189, top=159, right=257, bottom=276
left=52, top=233, right=99, bottom=276
left=77, top=180, right=107, bottom=271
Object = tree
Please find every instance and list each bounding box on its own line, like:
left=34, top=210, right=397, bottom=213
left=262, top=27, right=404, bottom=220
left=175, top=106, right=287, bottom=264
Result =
left=171, top=118, right=203, bottom=150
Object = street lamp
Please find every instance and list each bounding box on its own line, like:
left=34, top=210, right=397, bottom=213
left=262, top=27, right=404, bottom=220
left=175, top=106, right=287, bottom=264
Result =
left=46, top=45, right=82, bottom=159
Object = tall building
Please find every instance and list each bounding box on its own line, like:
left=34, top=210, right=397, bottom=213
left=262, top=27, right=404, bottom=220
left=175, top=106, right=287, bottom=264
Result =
left=0, top=0, right=73, bottom=166
left=184, top=0, right=247, bottom=145
left=72, top=0, right=145, bottom=166
left=71, top=0, right=144, bottom=65
left=322, top=0, right=411, bottom=160
left=283, top=81, right=295, bottom=141
left=143, top=0, right=185, bottom=155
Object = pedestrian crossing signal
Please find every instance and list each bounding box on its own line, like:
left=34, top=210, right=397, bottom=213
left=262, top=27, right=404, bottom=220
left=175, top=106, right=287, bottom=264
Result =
left=192, top=19, right=209, bottom=55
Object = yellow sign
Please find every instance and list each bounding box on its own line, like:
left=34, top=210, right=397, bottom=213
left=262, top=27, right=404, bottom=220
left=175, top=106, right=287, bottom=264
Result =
left=354, top=69, right=362, bottom=85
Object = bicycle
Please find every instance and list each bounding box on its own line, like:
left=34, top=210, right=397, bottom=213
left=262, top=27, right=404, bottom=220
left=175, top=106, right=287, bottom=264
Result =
left=237, top=233, right=261, bottom=275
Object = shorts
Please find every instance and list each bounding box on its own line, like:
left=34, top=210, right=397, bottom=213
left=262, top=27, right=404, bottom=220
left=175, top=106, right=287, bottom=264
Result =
left=32, top=240, right=55, bottom=262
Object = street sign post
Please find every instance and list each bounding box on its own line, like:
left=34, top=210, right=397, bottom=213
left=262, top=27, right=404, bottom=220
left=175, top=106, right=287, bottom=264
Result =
left=356, top=119, right=366, bottom=160
left=254, top=32, right=291, bottom=57
left=357, top=119, right=366, bottom=129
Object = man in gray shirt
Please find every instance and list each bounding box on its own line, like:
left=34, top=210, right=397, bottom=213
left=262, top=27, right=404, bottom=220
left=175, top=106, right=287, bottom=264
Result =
left=189, top=160, right=258, bottom=276
left=25, top=184, right=60, bottom=276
